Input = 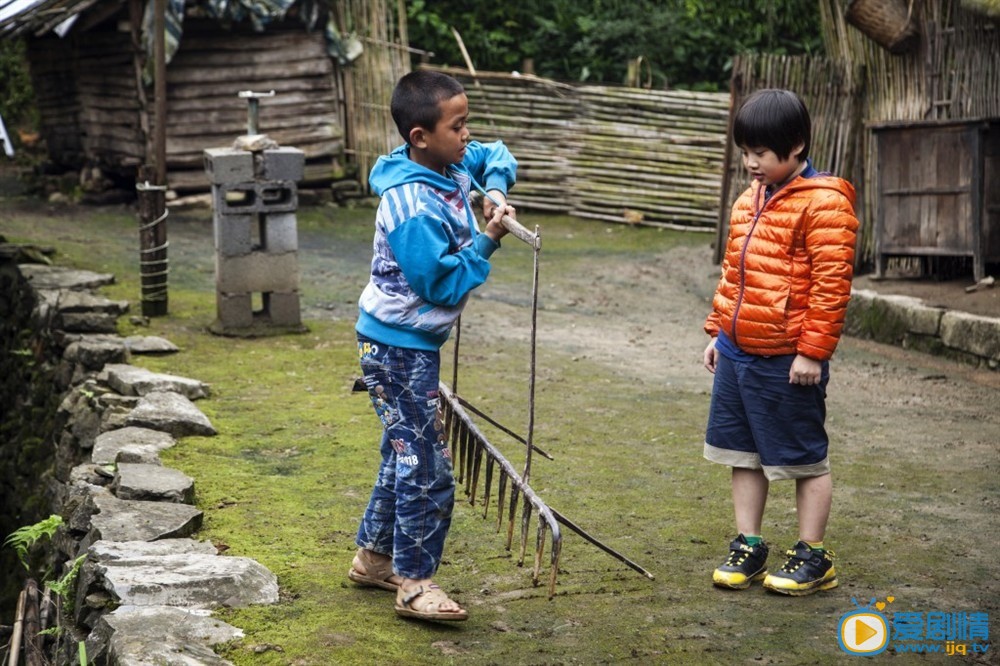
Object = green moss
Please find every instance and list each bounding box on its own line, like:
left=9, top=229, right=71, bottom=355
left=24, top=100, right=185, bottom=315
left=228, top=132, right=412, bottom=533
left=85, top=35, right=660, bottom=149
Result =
left=3, top=203, right=996, bottom=664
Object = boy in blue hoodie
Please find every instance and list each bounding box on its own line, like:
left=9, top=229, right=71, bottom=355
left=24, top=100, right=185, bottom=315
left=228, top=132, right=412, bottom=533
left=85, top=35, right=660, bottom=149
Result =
left=348, top=70, right=517, bottom=622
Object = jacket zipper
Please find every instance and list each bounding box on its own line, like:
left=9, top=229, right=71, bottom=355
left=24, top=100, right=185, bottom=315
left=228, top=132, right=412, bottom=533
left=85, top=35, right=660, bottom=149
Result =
left=730, top=184, right=768, bottom=346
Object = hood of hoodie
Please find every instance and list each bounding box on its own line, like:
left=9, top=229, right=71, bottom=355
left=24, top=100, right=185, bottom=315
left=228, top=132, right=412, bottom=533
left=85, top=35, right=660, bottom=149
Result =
left=368, top=144, right=462, bottom=197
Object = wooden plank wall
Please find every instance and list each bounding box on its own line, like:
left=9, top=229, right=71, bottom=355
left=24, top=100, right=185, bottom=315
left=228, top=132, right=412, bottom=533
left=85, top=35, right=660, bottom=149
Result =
left=164, top=20, right=343, bottom=191
left=441, top=67, right=730, bottom=231
left=26, top=17, right=344, bottom=191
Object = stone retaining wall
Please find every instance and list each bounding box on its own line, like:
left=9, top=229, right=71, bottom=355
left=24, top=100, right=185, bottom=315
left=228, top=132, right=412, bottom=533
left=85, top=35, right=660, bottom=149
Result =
left=1, top=255, right=278, bottom=665
left=846, top=289, right=1000, bottom=370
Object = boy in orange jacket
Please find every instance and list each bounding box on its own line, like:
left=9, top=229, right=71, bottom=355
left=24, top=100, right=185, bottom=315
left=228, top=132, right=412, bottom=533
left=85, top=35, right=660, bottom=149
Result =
left=702, top=88, right=858, bottom=595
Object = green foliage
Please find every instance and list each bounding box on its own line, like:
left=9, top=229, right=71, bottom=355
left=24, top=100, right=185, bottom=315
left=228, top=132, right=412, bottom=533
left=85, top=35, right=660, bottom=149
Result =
left=405, top=0, right=822, bottom=89
left=47, top=554, right=86, bottom=602
left=3, top=514, right=63, bottom=570
left=0, top=38, right=37, bottom=128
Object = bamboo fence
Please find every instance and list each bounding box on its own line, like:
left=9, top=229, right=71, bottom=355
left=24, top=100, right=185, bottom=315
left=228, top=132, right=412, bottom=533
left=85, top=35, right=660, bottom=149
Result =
left=717, top=54, right=864, bottom=261
left=433, top=66, right=730, bottom=231
left=817, top=0, right=1000, bottom=267
left=335, top=0, right=410, bottom=185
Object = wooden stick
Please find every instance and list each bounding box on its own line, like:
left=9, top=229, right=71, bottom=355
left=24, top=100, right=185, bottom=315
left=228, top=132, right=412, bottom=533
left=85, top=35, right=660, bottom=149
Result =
left=8, top=589, right=25, bottom=666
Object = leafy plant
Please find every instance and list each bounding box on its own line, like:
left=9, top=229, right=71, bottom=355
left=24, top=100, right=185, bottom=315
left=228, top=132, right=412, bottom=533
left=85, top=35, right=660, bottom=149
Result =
left=47, top=554, right=86, bottom=600
left=0, top=37, right=37, bottom=129
left=3, top=514, right=63, bottom=570
left=404, top=0, right=822, bottom=89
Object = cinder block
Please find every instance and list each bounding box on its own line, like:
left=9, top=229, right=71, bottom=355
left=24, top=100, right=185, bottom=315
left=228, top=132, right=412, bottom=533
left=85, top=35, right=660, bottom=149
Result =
left=217, top=181, right=298, bottom=215
left=216, top=292, right=253, bottom=328
left=204, top=148, right=254, bottom=185
left=261, top=147, right=305, bottom=182
left=263, top=213, right=298, bottom=254
left=213, top=212, right=254, bottom=257
left=264, top=291, right=301, bottom=326
left=216, top=252, right=299, bottom=293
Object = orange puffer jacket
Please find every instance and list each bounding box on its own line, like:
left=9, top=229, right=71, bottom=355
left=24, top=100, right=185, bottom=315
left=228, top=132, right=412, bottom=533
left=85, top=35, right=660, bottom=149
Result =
left=705, top=175, right=858, bottom=361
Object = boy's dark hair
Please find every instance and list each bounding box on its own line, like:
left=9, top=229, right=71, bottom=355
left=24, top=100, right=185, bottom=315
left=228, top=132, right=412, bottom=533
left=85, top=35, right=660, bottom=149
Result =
left=733, top=89, right=811, bottom=161
left=390, top=70, right=466, bottom=142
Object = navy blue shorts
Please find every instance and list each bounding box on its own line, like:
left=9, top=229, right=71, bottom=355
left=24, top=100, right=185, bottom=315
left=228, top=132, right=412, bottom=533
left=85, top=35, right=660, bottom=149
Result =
left=704, top=352, right=831, bottom=481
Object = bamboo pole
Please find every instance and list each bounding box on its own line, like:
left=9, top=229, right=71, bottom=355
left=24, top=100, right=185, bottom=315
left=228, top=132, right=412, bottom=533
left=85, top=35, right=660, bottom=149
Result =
left=7, top=589, right=25, bottom=666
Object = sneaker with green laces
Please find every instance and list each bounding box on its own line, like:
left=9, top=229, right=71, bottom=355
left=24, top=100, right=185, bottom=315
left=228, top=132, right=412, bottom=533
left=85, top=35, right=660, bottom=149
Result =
left=763, top=541, right=838, bottom=596
left=712, top=534, right=769, bottom=590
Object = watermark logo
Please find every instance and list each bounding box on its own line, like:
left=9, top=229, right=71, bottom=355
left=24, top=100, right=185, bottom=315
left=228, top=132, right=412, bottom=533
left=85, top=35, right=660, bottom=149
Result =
left=838, top=595, right=991, bottom=657
left=838, top=597, right=889, bottom=655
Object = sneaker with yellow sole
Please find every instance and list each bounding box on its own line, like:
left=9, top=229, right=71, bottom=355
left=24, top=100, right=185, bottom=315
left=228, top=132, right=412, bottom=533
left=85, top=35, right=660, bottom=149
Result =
left=712, top=534, right=769, bottom=590
left=763, top=541, right=838, bottom=596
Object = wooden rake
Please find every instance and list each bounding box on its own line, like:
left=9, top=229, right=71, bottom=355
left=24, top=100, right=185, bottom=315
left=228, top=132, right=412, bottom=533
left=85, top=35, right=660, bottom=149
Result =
left=442, top=194, right=654, bottom=598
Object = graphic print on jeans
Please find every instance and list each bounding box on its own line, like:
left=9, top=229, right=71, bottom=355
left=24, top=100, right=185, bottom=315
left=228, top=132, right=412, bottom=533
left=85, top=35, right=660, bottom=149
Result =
left=356, top=335, right=455, bottom=580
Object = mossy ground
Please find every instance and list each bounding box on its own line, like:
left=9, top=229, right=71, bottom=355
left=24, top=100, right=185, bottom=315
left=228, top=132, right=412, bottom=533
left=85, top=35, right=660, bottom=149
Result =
left=3, top=196, right=997, bottom=665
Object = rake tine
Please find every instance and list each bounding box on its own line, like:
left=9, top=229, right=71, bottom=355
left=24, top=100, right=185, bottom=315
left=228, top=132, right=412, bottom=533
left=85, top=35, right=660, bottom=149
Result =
left=482, top=457, right=495, bottom=519
left=464, top=422, right=475, bottom=492
left=518, top=498, right=533, bottom=567
left=469, top=435, right=484, bottom=506
left=533, top=519, right=547, bottom=587
left=547, top=533, right=562, bottom=599
left=496, top=470, right=508, bottom=532
left=450, top=412, right=464, bottom=484
left=505, top=484, right=520, bottom=551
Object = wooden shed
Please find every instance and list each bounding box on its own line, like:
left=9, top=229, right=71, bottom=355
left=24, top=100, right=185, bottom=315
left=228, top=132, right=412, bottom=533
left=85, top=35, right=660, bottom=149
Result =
left=872, top=119, right=1000, bottom=281
left=718, top=0, right=1000, bottom=277
left=0, top=0, right=408, bottom=195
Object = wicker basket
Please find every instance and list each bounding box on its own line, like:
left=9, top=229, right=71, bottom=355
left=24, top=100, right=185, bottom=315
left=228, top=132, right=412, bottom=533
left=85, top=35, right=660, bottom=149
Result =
left=846, top=0, right=920, bottom=54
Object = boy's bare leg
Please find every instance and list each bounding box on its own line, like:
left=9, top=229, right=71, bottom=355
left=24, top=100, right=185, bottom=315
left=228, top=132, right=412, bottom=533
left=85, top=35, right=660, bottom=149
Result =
left=400, top=578, right=461, bottom=612
left=732, top=467, right=769, bottom=535
left=795, top=473, right=832, bottom=543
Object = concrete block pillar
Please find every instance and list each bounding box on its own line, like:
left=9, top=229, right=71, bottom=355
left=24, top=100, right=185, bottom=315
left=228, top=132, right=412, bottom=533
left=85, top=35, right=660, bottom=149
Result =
left=204, top=146, right=306, bottom=336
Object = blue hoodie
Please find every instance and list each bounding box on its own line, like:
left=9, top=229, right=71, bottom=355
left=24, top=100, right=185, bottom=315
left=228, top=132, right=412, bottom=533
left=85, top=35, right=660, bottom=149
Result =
left=356, top=140, right=517, bottom=350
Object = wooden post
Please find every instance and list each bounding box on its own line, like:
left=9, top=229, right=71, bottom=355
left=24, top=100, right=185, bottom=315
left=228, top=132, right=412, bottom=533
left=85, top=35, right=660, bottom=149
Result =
left=23, top=580, right=41, bottom=666
left=137, top=165, right=168, bottom=316
left=153, top=0, right=166, bottom=185
left=133, top=0, right=169, bottom=316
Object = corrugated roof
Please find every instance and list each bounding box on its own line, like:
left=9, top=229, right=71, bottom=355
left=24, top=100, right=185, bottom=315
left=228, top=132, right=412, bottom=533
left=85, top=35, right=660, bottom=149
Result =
left=0, top=0, right=104, bottom=38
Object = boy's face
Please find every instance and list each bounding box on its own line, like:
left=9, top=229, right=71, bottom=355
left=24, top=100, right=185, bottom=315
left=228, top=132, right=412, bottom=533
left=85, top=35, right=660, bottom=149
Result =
left=411, top=93, right=470, bottom=173
left=740, top=143, right=805, bottom=187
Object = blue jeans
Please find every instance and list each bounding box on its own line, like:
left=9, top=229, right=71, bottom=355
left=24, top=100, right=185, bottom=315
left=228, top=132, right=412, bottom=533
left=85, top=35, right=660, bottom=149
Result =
left=355, top=334, right=454, bottom=580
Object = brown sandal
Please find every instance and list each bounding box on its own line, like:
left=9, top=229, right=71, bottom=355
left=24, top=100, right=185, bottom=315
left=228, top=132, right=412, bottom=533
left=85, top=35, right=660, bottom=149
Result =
left=394, top=584, right=468, bottom=622
left=347, top=549, right=400, bottom=591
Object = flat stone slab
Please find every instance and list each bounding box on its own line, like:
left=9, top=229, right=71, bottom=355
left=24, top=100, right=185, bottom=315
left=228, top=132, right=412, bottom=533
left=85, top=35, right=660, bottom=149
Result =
left=112, top=463, right=195, bottom=504
left=64, top=336, right=130, bottom=370
left=126, top=391, right=216, bottom=438
left=124, top=335, right=179, bottom=355
left=92, top=427, right=177, bottom=465
left=87, top=606, right=241, bottom=666
left=87, top=540, right=279, bottom=609
left=19, top=264, right=115, bottom=290
left=57, top=290, right=129, bottom=315
left=89, top=494, right=202, bottom=542
left=91, top=539, right=220, bottom=561
left=103, top=364, right=210, bottom=400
